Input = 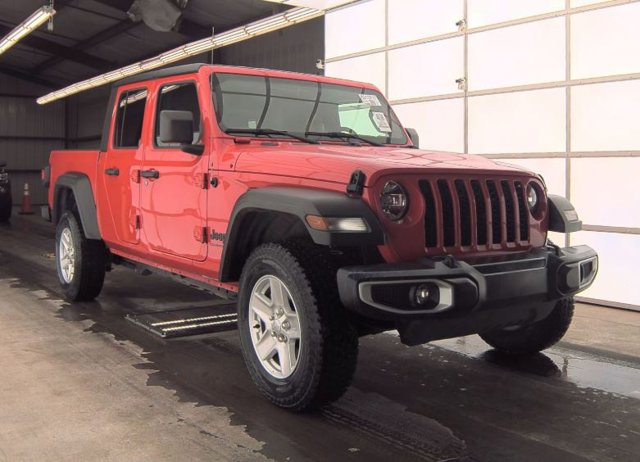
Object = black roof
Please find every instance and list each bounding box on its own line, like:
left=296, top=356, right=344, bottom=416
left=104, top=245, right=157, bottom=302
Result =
left=114, top=64, right=208, bottom=87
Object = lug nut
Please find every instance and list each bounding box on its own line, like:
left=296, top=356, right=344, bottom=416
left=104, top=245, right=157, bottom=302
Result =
left=271, top=331, right=277, bottom=337
left=281, top=321, right=291, bottom=331
left=275, top=308, right=284, bottom=317
left=277, top=334, right=287, bottom=343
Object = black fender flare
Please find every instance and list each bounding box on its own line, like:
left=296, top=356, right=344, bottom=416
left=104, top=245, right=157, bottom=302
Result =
left=54, top=173, right=101, bottom=240
left=219, top=187, right=385, bottom=282
left=547, top=194, right=582, bottom=233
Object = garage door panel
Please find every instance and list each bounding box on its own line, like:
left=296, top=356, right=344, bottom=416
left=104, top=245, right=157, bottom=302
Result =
left=571, top=3, right=640, bottom=79
left=388, top=38, right=464, bottom=100
left=392, top=99, right=464, bottom=153
left=467, top=0, right=565, bottom=27
left=468, top=88, right=566, bottom=154
left=325, top=0, right=385, bottom=58
left=573, top=231, right=640, bottom=306
left=388, top=0, right=463, bottom=45
left=572, top=80, right=640, bottom=152
left=571, top=158, right=640, bottom=228
left=325, top=52, right=386, bottom=94
left=468, top=18, right=565, bottom=91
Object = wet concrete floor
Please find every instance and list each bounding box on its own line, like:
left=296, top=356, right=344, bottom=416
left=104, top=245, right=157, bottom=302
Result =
left=0, top=214, right=638, bottom=461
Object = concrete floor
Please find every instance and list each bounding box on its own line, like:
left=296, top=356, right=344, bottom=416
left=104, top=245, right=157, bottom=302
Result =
left=0, top=211, right=639, bottom=462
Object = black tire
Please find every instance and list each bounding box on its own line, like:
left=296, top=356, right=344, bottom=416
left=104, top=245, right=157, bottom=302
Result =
left=55, top=211, right=106, bottom=301
left=237, top=242, right=359, bottom=411
left=0, top=195, right=11, bottom=222
left=479, top=298, right=574, bottom=355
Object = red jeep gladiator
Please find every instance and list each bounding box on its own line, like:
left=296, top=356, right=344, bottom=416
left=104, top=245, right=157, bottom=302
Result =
left=44, top=64, right=598, bottom=411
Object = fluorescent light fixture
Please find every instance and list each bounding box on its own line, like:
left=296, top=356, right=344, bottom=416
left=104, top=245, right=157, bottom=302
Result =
left=0, top=5, right=56, bottom=56
left=263, top=0, right=355, bottom=8
left=37, top=5, right=332, bottom=105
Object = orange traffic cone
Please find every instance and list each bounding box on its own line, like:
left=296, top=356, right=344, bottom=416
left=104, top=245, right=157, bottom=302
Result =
left=19, top=182, right=34, bottom=215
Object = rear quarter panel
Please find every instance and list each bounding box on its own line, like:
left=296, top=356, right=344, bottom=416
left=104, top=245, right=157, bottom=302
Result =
left=48, top=150, right=100, bottom=211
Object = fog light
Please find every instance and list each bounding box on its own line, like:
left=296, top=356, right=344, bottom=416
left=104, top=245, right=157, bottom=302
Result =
left=415, top=285, right=431, bottom=305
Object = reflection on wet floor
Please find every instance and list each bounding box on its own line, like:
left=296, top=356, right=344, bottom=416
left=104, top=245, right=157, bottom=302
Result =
left=429, top=335, right=640, bottom=399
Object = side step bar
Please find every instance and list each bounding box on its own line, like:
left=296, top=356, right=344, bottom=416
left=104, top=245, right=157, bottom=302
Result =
left=126, top=305, right=238, bottom=338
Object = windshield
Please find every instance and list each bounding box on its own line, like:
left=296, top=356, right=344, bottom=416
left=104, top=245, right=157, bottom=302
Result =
left=211, top=72, right=408, bottom=145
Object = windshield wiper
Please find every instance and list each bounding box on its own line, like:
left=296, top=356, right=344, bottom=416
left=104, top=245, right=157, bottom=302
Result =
left=225, top=128, right=318, bottom=144
left=305, top=131, right=384, bottom=147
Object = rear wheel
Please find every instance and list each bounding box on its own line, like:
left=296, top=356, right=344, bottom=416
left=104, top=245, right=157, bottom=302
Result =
left=479, top=298, right=574, bottom=355
left=55, top=211, right=106, bottom=301
left=237, top=242, right=358, bottom=411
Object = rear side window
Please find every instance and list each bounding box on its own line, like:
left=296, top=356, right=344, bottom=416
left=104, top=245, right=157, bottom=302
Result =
left=113, top=88, right=148, bottom=148
left=154, top=82, right=202, bottom=147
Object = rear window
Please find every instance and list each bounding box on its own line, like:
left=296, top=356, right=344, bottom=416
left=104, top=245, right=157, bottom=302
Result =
left=113, top=88, right=147, bottom=149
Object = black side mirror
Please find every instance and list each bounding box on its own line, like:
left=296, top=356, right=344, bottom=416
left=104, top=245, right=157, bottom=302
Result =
left=159, top=110, right=204, bottom=155
left=406, top=128, right=419, bottom=148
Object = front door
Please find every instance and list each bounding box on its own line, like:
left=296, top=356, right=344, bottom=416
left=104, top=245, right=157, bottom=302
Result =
left=98, top=86, right=148, bottom=245
left=140, top=80, right=208, bottom=262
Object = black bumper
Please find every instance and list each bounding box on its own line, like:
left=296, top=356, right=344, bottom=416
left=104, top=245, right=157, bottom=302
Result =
left=337, top=245, right=598, bottom=345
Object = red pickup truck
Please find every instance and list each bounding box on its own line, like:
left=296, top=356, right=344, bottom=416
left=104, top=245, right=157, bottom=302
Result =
left=44, top=64, right=598, bottom=410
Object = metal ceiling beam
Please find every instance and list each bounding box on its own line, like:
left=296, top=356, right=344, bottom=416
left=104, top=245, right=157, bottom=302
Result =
left=33, top=20, right=138, bottom=73
left=0, top=24, right=115, bottom=71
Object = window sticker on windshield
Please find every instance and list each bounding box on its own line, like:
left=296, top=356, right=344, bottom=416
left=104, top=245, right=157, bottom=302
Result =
left=359, top=94, right=381, bottom=107
left=372, top=112, right=392, bottom=132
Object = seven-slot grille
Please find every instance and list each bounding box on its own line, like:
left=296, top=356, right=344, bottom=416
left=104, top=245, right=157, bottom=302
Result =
left=418, top=178, right=530, bottom=252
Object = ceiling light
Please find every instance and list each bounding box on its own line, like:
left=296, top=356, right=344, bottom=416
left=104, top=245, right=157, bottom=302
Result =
left=37, top=5, right=331, bottom=105
left=263, top=0, right=355, bottom=8
left=0, top=5, right=56, bottom=56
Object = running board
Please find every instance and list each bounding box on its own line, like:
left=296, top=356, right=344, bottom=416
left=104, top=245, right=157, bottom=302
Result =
left=126, top=305, right=238, bottom=338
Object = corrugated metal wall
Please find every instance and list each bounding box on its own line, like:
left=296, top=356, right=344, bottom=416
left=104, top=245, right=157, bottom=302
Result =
left=0, top=73, right=65, bottom=205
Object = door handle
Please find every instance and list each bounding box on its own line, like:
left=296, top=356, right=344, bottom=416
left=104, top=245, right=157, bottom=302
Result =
left=104, top=168, right=119, bottom=176
left=140, top=169, right=160, bottom=179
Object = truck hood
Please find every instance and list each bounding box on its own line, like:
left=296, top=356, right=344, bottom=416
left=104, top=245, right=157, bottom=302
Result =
left=232, top=143, right=533, bottom=186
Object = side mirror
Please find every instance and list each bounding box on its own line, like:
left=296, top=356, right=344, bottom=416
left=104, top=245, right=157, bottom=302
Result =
left=159, top=110, right=204, bottom=155
left=406, top=128, right=420, bottom=148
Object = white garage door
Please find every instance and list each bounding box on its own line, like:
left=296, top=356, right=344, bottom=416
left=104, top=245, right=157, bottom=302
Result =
left=325, top=0, right=640, bottom=310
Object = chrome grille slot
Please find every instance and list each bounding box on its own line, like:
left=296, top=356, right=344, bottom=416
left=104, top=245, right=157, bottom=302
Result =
left=515, top=181, right=529, bottom=241
left=454, top=180, right=472, bottom=247
left=419, top=180, right=438, bottom=248
left=437, top=180, right=455, bottom=247
left=470, top=180, right=487, bottom=245
left=486, top=180, right=501, bottom=244
left=500, top=180, right=516, bottom=243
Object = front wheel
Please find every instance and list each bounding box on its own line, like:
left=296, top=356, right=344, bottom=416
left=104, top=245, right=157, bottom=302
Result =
left=55, top=211, right=106, bottom=301
left=237, top=242, right=358, bottom=411
left=479, top=298, right=574, bottom=355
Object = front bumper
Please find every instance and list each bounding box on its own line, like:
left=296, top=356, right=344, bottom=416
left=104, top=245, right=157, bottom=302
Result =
left=337, top=245, right=598, bottom=345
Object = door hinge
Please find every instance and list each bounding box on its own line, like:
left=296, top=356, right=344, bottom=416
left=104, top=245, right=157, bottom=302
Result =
left=194, top=226, right=207, bottom=243
left=195, top=173, right=208, bottom=189
left=135, top=215, right=141, bottom=229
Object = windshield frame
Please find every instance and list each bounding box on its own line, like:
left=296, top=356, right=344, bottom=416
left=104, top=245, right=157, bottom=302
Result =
left=210, top=71, right=410, bottom=147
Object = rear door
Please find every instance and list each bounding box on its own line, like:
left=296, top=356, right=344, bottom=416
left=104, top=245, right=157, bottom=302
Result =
left=98, top=87, right=148, bottom=245
left=140, top=80, right=208, bottom=261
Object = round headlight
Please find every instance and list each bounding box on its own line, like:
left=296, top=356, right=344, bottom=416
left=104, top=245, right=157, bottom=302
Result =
left=527, top=184, right=538, bottom=210
left=380, top=181, right=408, bottom=221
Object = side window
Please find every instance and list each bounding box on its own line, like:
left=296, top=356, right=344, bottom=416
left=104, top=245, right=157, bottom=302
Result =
left=155, top=82, right=202, bottom=147
left=113, top=88, right=148, bottom=148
